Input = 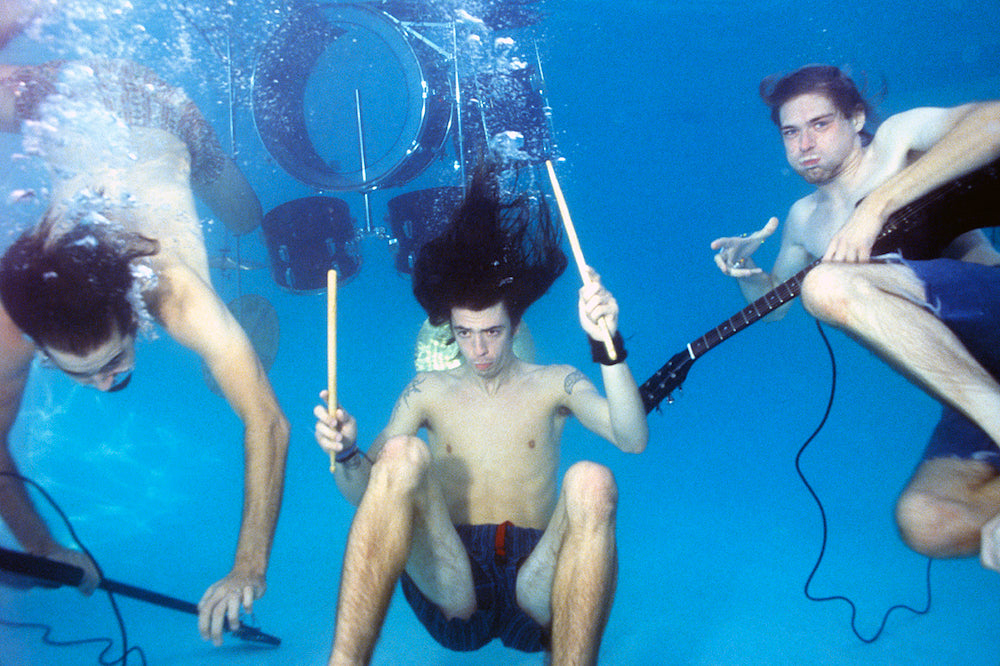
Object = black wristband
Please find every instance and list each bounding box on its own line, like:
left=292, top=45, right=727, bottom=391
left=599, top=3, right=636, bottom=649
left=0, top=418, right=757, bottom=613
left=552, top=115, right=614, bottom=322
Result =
left=335, top=443, right=362, bottom=463
left=589, top=331, right=627, bottom=365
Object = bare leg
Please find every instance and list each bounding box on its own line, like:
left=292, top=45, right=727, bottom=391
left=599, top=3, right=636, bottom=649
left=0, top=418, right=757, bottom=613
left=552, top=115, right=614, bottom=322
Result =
left=329, top=436, right=474, bottom=665
left=897, top=456, right=1000, bottom=557
left=801, top=262, right=1000, bottom=444
left=516, top=462, right=618, bottom=666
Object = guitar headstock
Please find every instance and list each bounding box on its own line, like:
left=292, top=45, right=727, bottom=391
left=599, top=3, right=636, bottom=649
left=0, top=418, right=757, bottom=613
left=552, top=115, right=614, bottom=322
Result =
left=640, top=349, right=695, bottom=413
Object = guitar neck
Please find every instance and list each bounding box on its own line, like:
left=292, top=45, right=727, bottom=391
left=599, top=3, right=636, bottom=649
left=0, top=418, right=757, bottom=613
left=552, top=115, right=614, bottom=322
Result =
left=688, top=259, right=820, bottom=359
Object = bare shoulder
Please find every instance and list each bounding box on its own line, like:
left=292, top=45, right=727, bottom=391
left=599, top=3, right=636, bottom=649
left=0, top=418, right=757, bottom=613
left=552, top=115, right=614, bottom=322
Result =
left=871, top=105, right=975, bottom=155
left=540, top=363, right=598, bottom=398
left=396, top=370, right=459, bottom=412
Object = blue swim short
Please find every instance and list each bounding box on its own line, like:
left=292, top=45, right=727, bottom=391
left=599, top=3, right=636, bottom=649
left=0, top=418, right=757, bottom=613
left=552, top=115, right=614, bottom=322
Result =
left=400, top=522, right=549, bottom=653
left=902, top=259, right=1000, bottom=470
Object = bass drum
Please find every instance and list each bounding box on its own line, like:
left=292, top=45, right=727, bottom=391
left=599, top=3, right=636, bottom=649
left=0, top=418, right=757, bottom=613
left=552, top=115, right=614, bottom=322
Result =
left=252, top=3, right=453, bottom=192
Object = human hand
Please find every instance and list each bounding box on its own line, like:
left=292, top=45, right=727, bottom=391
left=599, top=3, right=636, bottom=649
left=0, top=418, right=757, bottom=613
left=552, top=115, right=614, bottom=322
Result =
left=710, top=217, right=779, bottom=277
left=578, top=268, right=619, bottom=340
left=314, top=391, right=358, bottom=461
left=822, top=197, right=885, bottom=262
left=980, top=513, right=1000, bottom=573
left=45, top=545, right=100, bottom=595
left=198, top=569, right=266, bottom=646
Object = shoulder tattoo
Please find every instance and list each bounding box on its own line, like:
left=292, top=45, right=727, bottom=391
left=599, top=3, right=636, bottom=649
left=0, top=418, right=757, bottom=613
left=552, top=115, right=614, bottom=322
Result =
left=563, top=370, right=589, bottom=395
left=401, top=376, right=425, bottom=408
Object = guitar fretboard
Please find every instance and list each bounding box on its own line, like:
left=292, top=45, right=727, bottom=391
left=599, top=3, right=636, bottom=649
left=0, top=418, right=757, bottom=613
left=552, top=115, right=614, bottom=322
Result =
left=690, top=260, right=819, bottom=359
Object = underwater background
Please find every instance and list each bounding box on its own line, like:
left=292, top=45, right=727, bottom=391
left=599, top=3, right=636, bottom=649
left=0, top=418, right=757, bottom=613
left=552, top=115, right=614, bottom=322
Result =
left=1, top=0, right=999, bottom=664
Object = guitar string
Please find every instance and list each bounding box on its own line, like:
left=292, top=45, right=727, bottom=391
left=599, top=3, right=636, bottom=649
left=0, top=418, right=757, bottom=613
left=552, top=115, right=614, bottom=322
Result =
left=701, top=159, right=999, bottom=356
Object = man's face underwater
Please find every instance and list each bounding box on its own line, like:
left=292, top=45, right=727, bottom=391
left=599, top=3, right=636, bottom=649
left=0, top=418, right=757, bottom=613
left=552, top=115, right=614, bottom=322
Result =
left=42, top=330, right=135, bottom=392
left=778, top=92, right=865, bottom=185
left=451, top=302, right=517, bottom=379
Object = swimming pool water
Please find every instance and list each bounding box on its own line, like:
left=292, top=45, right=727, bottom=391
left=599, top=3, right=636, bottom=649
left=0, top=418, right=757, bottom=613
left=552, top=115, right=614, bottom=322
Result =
left=2, top=1, right=998, bottom=664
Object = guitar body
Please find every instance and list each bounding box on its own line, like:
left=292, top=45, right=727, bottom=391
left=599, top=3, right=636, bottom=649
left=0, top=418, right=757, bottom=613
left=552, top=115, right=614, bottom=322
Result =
left=641, top=157, right=1000, bottom=413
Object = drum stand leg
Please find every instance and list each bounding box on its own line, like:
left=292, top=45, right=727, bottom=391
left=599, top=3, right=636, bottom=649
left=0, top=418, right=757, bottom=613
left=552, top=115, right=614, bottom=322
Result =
left=355, top=88, right=373, bottom=235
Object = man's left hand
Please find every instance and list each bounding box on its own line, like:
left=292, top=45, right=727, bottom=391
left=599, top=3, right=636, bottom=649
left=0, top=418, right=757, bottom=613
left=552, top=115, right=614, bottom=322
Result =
left=198, top=570, right=266, bottom=645
left=578, top=268, right=619, bottom=340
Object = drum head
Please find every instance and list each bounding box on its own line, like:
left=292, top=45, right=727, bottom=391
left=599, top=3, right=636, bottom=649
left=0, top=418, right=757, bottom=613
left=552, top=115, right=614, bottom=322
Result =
left=261, top=196, right=361, bottom=292
left=252, top=3, right=451, bottom=191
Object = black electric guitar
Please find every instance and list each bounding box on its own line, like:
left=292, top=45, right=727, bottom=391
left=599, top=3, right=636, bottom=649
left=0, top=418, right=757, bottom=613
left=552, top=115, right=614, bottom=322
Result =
left=640, top=157, right=1000, bottom=413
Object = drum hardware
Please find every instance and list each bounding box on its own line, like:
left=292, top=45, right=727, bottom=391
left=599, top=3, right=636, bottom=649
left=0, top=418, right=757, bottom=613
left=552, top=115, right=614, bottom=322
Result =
left=261, top=196, right=362, bottom=292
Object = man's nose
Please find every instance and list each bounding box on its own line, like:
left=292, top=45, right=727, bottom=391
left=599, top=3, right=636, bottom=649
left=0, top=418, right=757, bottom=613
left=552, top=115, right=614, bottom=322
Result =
left=473, top=335, right=487, bottom=355
left=799, top=129, right=816, bottom=151
left=91, top=370, right=122, bottom=392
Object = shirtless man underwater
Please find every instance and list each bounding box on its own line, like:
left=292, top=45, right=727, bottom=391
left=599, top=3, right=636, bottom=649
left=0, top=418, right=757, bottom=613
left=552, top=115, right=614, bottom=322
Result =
left=0, top=59, right=288, bottom=644
left=711, top=65, right=1000, bottom=572
left=314, top=162, right=649, bottom=664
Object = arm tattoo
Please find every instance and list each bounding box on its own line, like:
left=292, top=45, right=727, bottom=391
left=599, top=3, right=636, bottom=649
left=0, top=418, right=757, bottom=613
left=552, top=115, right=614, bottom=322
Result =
left=401, top=376, right=424, bottom=408
left=564, top=370, right=588, bottom=395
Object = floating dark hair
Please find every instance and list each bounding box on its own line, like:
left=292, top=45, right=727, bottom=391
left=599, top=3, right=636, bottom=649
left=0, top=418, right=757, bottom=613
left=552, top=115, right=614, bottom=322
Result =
left=412, top=161, right=567, bottom=327
left=0, top=215, right=158, bottom=353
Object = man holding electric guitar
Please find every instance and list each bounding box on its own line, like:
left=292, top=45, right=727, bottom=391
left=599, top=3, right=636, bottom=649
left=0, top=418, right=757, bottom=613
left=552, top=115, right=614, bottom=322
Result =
left=708, top=66, right=1000, bottom=574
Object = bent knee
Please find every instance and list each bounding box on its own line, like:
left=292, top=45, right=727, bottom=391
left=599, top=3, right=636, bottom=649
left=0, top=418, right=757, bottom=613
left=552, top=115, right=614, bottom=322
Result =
left=800, top=263, right=859, bottom=323
left=564, top=461, right=618, bottom=525
left=369, top=435, right=431, bottom=493
left=895, top=489, right=982, bottom=557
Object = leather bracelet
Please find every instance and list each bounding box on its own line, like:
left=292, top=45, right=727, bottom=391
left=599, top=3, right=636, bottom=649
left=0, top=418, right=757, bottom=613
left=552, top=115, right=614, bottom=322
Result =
left=335, top=443, right=362, bottom=463
left=589, top=331, right=627, bottom=365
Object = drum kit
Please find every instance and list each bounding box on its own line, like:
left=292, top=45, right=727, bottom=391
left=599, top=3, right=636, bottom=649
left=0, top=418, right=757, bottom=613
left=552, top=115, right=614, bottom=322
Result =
left=251, top=1, right=555, bottom=291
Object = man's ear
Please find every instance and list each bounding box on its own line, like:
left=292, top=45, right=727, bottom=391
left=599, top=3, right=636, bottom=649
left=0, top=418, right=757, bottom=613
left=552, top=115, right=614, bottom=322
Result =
left=851, top=107, right=866, bottom=133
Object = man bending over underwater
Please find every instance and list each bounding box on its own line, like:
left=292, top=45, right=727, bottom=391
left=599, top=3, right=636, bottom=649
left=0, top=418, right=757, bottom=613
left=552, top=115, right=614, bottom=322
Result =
left=0, top=59, right=289, bottom=645
left=314, top=161, right=649, bottom=665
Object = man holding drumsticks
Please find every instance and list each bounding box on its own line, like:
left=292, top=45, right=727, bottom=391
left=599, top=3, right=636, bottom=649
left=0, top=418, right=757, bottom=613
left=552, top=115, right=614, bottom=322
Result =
left=314, top=161, right=648, bottom=665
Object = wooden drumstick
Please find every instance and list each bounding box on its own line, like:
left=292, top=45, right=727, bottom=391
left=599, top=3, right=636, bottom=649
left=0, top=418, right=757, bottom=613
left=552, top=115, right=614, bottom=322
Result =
left=544, top=160, right=617, bottom=361
left=327, top=269, right=338, bottom=473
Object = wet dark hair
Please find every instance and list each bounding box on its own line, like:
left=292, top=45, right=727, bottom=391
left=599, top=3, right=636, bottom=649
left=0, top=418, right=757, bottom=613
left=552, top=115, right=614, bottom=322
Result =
left=0, top=216, right=158, bottom=353
left=760, top=65, right=875, bottom=139
left=412, top=161, right=567, bottom=328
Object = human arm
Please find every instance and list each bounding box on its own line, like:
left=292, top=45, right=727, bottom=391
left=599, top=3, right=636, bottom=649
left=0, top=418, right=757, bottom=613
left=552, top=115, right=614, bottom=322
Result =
left=825, top=102, right=1000, bottom=262
left=710, top=206, right=815, bottom=320
left=314, top=377, right=428, bottom=505
left=153, top=265, right=289, bottom=645
left=564, top=271, right=648, bottom=453
left=0, top=299, right=100, bottom=593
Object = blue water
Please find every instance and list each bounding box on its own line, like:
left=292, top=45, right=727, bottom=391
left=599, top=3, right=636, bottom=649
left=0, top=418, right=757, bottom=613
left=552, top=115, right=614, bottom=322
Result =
left=2, top=1, right=999, bottom=664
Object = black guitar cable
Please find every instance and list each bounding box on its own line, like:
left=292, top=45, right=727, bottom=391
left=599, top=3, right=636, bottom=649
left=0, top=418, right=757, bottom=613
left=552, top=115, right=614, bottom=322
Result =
left=0, top=471, right=147, bottom=665
left=795, top=320, right=932, bottom=642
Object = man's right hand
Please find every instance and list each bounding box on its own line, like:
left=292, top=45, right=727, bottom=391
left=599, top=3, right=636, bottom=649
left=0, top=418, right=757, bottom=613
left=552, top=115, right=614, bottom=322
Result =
left=44, top=544, right=100, bottom=594
left=710, top=216, right=779, bottom=277
left=314, top=391, right=358, bottom=461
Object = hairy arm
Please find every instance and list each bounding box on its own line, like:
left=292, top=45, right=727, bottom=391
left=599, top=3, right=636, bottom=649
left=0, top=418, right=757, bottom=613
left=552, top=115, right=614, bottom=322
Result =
left=154, top=264, right=289, bottom=642
left=0, top=299, right=49, bottom=552
left=828, top=102, right=1000, bottom=261
left=0, top=298, right=101, bottom=592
